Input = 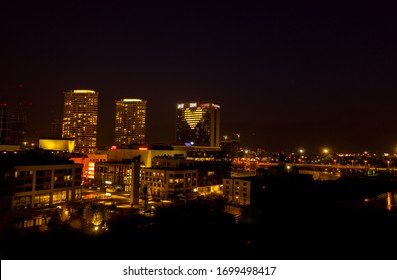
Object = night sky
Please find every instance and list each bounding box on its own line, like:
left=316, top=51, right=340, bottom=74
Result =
left=1, top=0, right=397, bottom=153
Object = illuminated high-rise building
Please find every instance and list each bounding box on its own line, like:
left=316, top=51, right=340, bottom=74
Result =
left=176, top=100, right=220, bottom=147
left=62, top=90, right=98, bottom=154
left=115, top=99, right=147, bottom=146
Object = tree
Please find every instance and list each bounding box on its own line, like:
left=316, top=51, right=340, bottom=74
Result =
left=48, top=209, right=62, bottom=230
left=83, top=203, right=94, bottom=225
left=92, top=204, right=109, bottom=226
left=83, top=203, right=110, bottom=227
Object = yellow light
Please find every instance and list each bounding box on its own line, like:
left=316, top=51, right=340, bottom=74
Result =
left=72, top=90, right=96, bottom=93
left=387, top=192, right=392, bottom=210
left=122, top=99, right=142, bottom=102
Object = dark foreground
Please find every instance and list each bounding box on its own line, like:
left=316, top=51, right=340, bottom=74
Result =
left=1, top=177, right=397, bottom=260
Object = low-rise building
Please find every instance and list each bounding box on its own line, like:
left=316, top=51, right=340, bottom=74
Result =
left=141, top=156, right=198, bottom=198
left=223, top=167, right=313, bottom=207
left=222, top=177, right=253, bottom=205
left=0, top=149, right=83, bottom=213
left=70, top=153, right=108, bottom=185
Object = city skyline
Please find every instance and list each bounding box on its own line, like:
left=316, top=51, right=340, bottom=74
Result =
left=1, top=1, right=397, bottom=153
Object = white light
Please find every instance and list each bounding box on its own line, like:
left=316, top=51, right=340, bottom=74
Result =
left=122, top=99, right=142, bottom=102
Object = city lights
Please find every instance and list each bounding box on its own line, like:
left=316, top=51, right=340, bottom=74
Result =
left=1, top=2, right=397, bottom=274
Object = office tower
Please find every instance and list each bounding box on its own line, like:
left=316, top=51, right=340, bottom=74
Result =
left=62, top=90, right=98, bottom=154
left=9, top=106, right=26, bottom=145
left=176, top=100, right=220, bottom=147
left=0, top=103, right=26, bottom=145
left=0, top=104, right=11, bottom=144
left=114, top=99, right=147, bottom=146
left=50, top=119, right=63, bottom=138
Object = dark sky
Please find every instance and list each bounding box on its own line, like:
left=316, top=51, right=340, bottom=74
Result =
left=1, top=0, right=397, bottom=153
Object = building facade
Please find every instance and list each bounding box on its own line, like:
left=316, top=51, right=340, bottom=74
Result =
left=70, top=153, right=108, bottom=186
left=107, top=147, right=187, bottom=168
left=0, top=103, right=10, bottom=144
left=39, top=138, right=75, bottom=153
left=141, top=157, right=198, bottom=198
left=0, top=103, right=26, bottom=146
left=176, top=100, right=220, bottom=147
left=0, top=150, right=83, bottom=212
left=115, top=99, right=147, bottom=147
left=222, top=177, right=252, bottom=206
left=94, top=160, right=141, bottom=204
left=186, top=150, right=232, bottom=193
left=62, top=90, right=99, bottom=154
left=50, top=119, right=63, bottom=138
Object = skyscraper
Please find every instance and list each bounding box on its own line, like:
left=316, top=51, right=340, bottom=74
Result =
left=0, top=103, right=26, bottom=145
left=176, top=100, right=220, bottom=147
left=0, top=104, right=11, bottom=144
left=114, top=99, right=147, bottom=146
left=9, top=106, right=26, bottom=146
left=62, top=90, right=98, bottom=154
left=50, top=119, right=63, bottom=138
